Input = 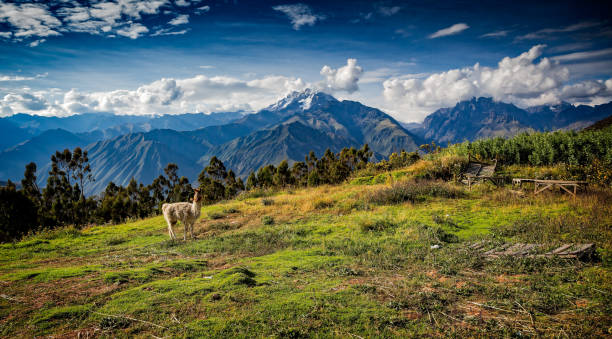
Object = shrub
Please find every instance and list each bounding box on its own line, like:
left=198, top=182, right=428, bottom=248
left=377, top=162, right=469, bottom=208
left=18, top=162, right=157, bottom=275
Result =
left=261, top=198, right=274, bottom=206
left=418, top=224, right=459, bottom=244
left=105, top=237, right=127, bottom=246
left=367, top=180, right=464, bottom=205
left=261, top=216, right=274, bottom=225
left=208, top=211, right=225, bottom=220
left=359, top=219, right=397, bottom=233
left=313, top=199, right=335, bottom=209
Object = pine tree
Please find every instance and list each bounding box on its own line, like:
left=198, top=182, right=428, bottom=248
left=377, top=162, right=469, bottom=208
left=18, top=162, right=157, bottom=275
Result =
left=246, top=172, right=258, bottom=190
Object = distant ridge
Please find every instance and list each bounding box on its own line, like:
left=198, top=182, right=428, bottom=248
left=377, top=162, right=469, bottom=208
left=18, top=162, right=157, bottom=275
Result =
left=410, top=97, right=612, bottom=144
left=583, top=115, right=612, bottom=131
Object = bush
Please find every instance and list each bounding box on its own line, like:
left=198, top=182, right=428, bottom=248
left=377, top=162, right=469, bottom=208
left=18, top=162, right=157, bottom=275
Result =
left=261, top=216, right=274, bottom=225
left=418, top=224, right=459, bottom=244
left=367, top=180, right=464, bottom=205
left=0, top=187, right=38, bottom=242
left=359, top=219, right=397, bottom=233
left=261, top=198, right=274, bottom=206
left=208, top=211, right=225, bottom=220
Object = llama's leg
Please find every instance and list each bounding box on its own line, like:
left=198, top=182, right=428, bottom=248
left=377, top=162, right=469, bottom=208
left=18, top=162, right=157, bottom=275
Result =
left=170, top=222, right=177, bottom=240
left=190, top=222, right=195, bottom=239
left=165, top=216, right=176, bottom=240
left=183, top=222, right=187, bottom=241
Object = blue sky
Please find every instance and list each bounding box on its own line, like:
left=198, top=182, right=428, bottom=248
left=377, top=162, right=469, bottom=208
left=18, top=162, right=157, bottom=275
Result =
left=1, top=0, right=611, bottom=122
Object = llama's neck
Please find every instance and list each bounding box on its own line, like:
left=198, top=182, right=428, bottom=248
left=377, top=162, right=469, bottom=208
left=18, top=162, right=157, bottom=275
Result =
left=191, top=200, right=202, bottom=216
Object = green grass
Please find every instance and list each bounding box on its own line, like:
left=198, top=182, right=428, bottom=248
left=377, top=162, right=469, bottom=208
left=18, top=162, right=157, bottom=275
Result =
left=1, top=178, right=611, bottom=337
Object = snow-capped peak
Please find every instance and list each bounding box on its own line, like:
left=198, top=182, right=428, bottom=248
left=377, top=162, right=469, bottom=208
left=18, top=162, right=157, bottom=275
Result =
left=267, top=88, right=337, bottom=112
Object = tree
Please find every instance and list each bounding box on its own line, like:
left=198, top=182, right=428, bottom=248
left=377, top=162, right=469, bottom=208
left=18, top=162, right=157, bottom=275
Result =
left=257, top=165, right=276, bottom=188
left=21, top=162, right=41, bottom=205
left=0, top=186, right=38, bottom=242
left=42, top=160, right=75, bottom=226
left=205, top=156, right=227, bottom=182
left=70, top=147, right=94, bottom=200
left=225, top=170, right=242, bottom=198
left=291, top=161, right=308, bottom=187
left=246, top=172, right=258, bottom=190
left=274, top=160, right=292, bottom=187
left=164, top=163, right=180, bottom=202
left=198, top=176, right=226, bottom=202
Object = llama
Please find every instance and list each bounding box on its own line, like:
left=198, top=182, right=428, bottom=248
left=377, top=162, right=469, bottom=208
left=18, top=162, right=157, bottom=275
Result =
left=162, top=188, right=202, bottom=240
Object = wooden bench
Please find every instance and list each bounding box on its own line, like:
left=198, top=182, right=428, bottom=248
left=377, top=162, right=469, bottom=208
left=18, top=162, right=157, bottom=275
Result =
left=513, top=178, right=588, bottom=198
left=460, top=155, right=503, bottom=189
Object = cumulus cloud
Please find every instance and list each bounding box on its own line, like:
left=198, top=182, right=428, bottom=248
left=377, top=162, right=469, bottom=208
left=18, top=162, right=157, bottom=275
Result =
left=272, top=3, right=324, bottom=30
left=0, top=72, right=311, bottom=117
left=0, top=0, right=200, bottom=43
left=1, top=92, right=49, bottom=112
left=0, top=2, right=62, bottom=38
left=116, top=22, right=149, bottom=39
left=319, top=58, right=363, bottom=93
left=428, top=23, right=469, bottom=39
left=1, top=59, right=365, bottom=116
left=381, top=45, right=612, bottom=121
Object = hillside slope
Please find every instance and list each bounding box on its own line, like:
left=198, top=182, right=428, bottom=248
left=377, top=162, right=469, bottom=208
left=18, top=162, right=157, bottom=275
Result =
left=1, top=172, right=610, bottom=337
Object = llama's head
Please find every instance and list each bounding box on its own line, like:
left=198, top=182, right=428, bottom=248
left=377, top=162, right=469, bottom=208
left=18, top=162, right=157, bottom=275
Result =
left=193, top=188, right=202, bottom=203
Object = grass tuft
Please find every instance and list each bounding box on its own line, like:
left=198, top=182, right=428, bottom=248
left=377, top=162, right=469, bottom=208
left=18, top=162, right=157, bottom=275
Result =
left=367, top=180, right=464, bottom=205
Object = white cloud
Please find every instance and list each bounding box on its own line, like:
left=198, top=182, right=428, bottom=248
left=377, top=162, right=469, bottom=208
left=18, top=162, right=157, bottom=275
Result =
left=517, top=21, right=601, bottom=40
left=561, top=79, right=612, bottom=102
left=480, top=30, right=510, bottom=38
left=0, top=73, right=311, bottom=116
left=199, top=65, right=215, bottom=69
left=319, top=58, right=363, bottom=93
left=0, top=2, right=62, bottom=39
left=552, top=48, right=612, bottom=62
left=0, top=73, right=47, bottom=81
left=428, top=23, right=469, bottom=39
left=195, top=5, right=210, bottom=14
left=0, top=0, right=201, bottom=43
left=378, top=6, right=401, bottom=16
left=1, top=92, right=49, bottom=112
left=381, top=45, right=605, bottom=121
left=28, top=38, right=45, bottom=47
left=394, top=29, right=411, bottom=38
left=116, top=22, right=149, bottom=39
left=151, top=28, right=189, bottom=36
left=272, top=3, right=324, bottom=30
left=169, top=14, right=189, bottom=26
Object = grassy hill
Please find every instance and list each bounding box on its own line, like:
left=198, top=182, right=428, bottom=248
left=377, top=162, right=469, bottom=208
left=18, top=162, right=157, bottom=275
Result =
left=1, top=166, right=611, bottom=337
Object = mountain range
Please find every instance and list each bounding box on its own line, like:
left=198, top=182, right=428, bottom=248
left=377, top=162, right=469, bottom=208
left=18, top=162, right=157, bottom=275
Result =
left=1, top=91, right=610, bottom=195
left=406, top=97, right=612, bottom=145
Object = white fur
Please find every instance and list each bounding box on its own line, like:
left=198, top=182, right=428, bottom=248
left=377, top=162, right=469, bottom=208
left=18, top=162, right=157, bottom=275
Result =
left=162, top=190, right=202, bottom=240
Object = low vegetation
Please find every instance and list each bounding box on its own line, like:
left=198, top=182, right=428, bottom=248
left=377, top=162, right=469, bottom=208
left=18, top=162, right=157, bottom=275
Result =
left=1, top=176, right=611, bottom=337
